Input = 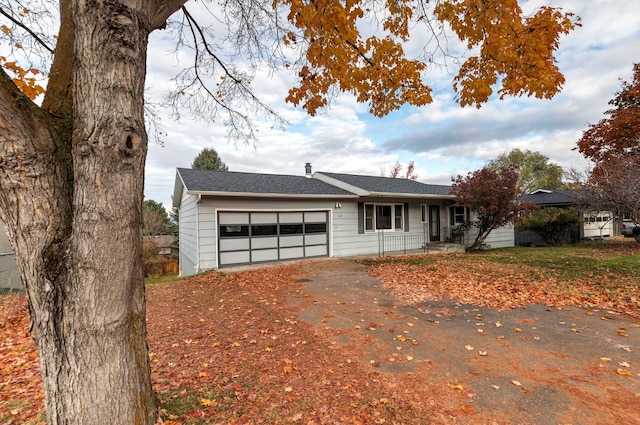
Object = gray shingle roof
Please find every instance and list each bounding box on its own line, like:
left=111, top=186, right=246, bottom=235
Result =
left=177, top=168, right=355, bottom=196
left=521, top=189, right=581, bottom=206
left=318, top=172, right=452, bottom=196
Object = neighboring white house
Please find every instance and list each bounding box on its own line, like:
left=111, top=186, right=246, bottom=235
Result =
left=172, top=166, right=515, bottom=275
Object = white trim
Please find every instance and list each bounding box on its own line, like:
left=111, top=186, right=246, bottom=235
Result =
left=186, top=190, right=356, bottom=199
left=363, top=202, right=405, bottom=233
left=312, top=172, right=369, bottom=196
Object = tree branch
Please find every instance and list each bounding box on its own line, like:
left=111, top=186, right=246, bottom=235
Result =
left=0, top=5, right=54, bottom=54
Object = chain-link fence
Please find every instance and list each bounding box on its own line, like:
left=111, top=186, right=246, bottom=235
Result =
left=1, top=225, right=22, bottom=292
left=0, top=251, right=22, bottom=292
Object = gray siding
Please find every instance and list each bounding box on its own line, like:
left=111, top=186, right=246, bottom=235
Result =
left=179, top=193, right=198, bottom=276
left=180, top=196, right=516, bottom=274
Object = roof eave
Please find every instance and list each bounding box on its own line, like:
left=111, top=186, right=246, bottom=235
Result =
left=186, top=190, right=358, bottom=199
left=368, top=192, right=456, bottom=199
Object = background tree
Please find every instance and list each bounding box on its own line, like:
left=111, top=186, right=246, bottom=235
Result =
left=577, top=63, right=640, bottom=167
left=487, top=148, right=563, bottom=193
left=143, top=199, right=171, bottom=236
left=380, top=160, right=418, bottom=180
left=0, top=1, right=578, bottom=423
left=576, top=63, right=640, bottom=226
left=191, top=147, right=229, bottom=171
left=450, top=167, right=527, bottom=251
left=517, top=207, right=580, bottom=246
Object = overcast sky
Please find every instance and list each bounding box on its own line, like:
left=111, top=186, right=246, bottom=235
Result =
left=143, top=1, right=640, bottom=210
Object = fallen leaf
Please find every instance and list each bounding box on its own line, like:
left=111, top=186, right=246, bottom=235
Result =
left=495, top=322, right=503, bottom=328
left=617, top=368, right=632, bottom=376
left=478, top=351, right=488, bottom=356
left=465, top=345, right=474, bottom=350
left=618, top=361, right=630, bottom=368
left=600, top=357, right=612, bottom=362
left=491, top=385, right=500, bottom=390
left=514, top=328, right=522, bottom=333
left=461, top=404, right=474, bottom=414
left=284, top=386, right=293, bottom=392
left=451, top=384, right=464, bottom=391
left=511, top=380, right=522, bottom=386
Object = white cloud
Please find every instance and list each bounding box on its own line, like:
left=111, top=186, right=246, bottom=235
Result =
left=143, top=1, right=640, bottom=210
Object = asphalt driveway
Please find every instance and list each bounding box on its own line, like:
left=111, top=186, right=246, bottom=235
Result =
left=286, top=258, right=640, bottom=425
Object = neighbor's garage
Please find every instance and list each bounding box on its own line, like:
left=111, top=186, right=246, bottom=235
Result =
left=218, top=211, right=329, bottom=267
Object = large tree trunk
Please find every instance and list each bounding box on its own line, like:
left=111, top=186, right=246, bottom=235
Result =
left=0, top=0, right=191, bottom=422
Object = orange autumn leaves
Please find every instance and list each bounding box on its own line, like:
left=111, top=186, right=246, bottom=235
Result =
left=276, top=0, right=578, bottom=116
left=0, top=296, right=45, bottom=424
left=367, top=250, right=639, bottom=318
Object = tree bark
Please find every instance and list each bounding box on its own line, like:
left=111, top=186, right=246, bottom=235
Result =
left=0, top=0, right=191, bottom=423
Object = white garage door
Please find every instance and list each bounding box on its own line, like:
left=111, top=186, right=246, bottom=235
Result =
left=218, top=211, right=329, bottom=267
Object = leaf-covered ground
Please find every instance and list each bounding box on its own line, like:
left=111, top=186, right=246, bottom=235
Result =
left=1, top=241, right=639, bottom=424
left=364, top=242, right=640, bottom=319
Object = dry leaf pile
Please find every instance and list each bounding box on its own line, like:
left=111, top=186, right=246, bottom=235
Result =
left=368, top=249, right=639, bottom=318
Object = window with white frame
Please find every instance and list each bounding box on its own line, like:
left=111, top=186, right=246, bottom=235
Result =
left=364, top=203, right=404, bottom=232
left=449, top=205, right=468, bottom=226
left=421, top=204, right=427, bottom=223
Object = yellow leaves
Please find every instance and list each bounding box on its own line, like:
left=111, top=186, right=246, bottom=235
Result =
left=0, top=57, right=46, bottom=100
left=616, top=368, right=632, bottom=377
left=450, top=384, right=464, bottom=391
left=278, top=0, right=432, bottom=117
left=511, top=380, right=522, bottom=386
left=283, top=358, right=293, bottom=373
left=1, top=24, right=11, bottom=35
left=465, top=345, right=474, bottom=351
left=200, top=398, right=214, bottom=407
left=434, top=0, right=579, bottom=107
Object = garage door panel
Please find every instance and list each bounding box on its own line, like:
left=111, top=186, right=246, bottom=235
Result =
left=219, top=212, right=249, bottom=225
left=220, top=251, right=250, bottom=264
left=280, top=212, right=303, bottom=223
left=252, top=249, right=279, bottom=262
left=251, top=237, right=278, bottom=249
left=305, top=234, right=327, bottom=245
left=251, top=213, right=278, bottom=224
left=219, top=238, right=250, bottom=251
left=305, top=212, right=326, bottom=222
left=305, top=245, right=327, bottom=257
left=280, top=235, right=303, bottom=247
left=280, top=247, right=304, bottom=259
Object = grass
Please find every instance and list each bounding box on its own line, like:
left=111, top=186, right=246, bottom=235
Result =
left=480, top=243, right=640, bottom=281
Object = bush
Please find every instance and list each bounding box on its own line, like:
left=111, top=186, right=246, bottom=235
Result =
left=517, top=207, right=580, bottom=246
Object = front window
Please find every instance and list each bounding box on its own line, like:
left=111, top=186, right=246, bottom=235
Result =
left=364, top=203, right=404, bottom=232
left=450, top=205, right=468, bottom=226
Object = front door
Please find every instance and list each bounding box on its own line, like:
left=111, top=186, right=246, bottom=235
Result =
left=429, top=205, right=440, bottom=242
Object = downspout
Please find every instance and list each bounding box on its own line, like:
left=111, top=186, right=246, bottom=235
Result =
left=195, top=194, right=202, bottom=274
